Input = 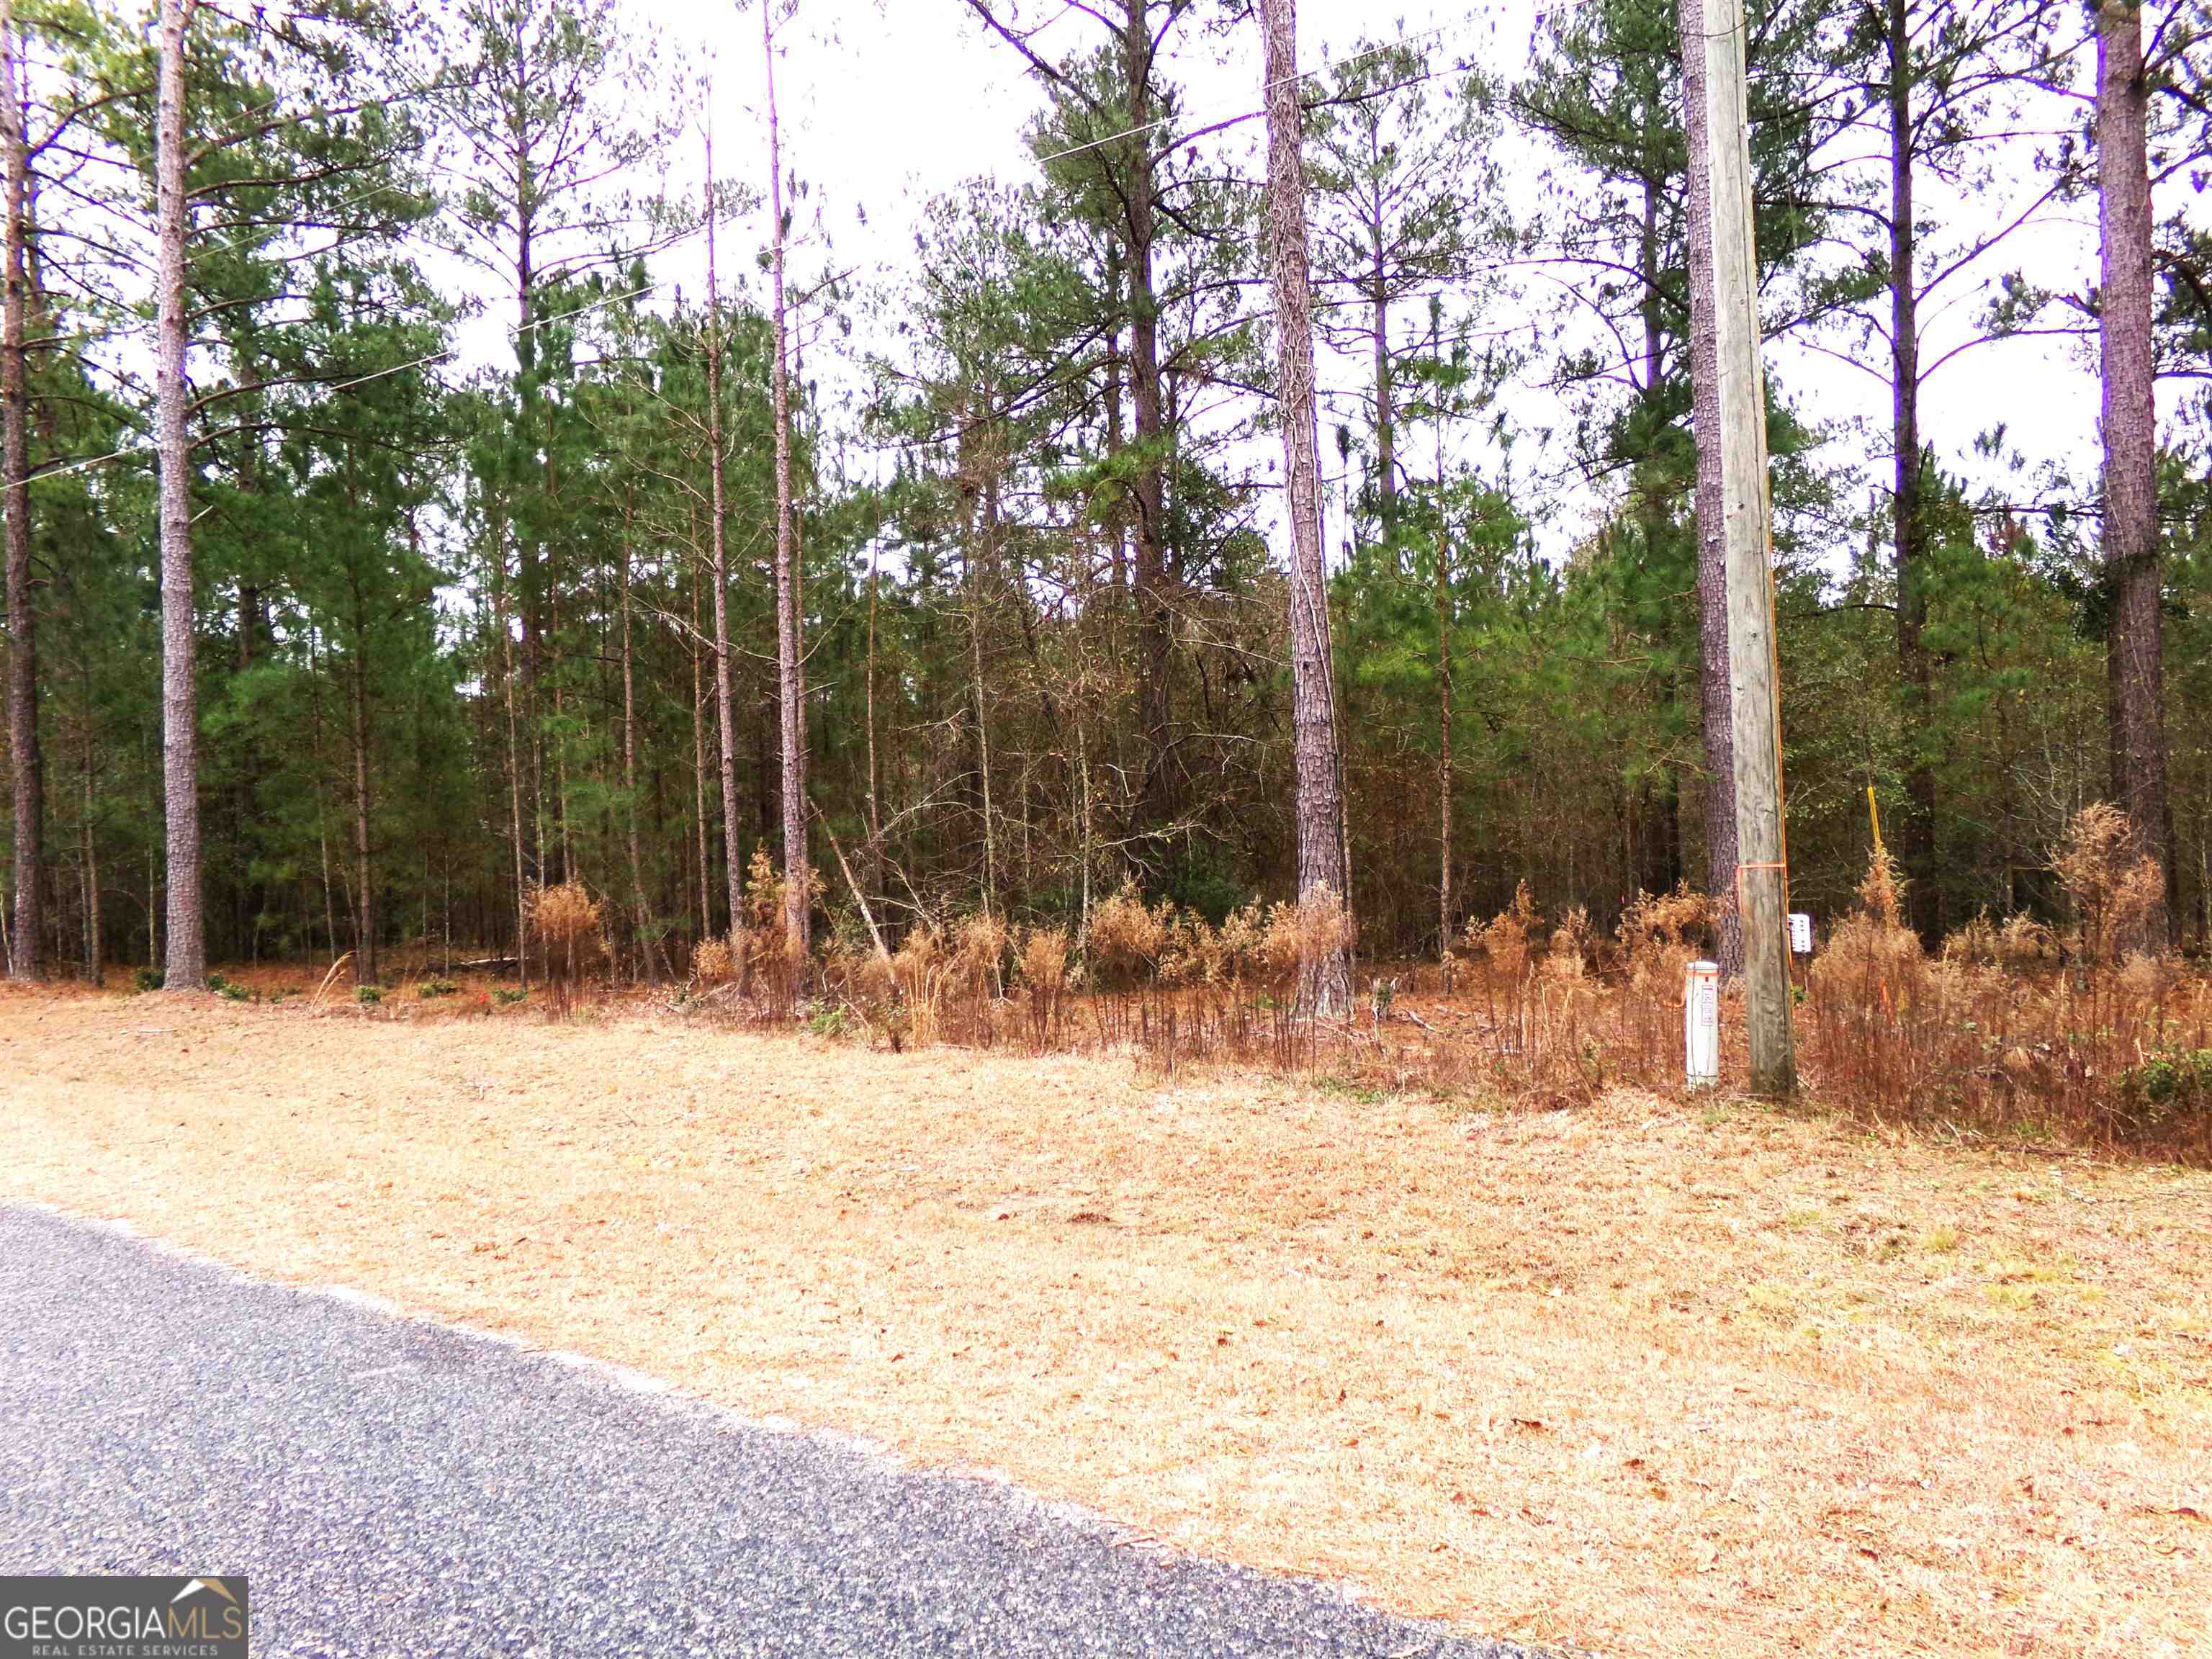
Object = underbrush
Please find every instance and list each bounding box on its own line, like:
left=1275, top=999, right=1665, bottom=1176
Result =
left=176, top=806, right=2211, bottom=1165
left=1789, top=806, right=2211, bottom=1159
left=655, top=808, right=2210, bottom=1166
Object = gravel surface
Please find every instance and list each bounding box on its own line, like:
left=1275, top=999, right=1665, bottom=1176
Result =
left=0, top=1204, right=1544, bottom=1658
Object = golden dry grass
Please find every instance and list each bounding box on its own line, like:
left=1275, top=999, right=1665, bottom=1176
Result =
left=1, top=985, right=2206, bottom=1658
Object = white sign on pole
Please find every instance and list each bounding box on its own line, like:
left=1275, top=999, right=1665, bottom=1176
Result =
left=1684, top=960, right=1720, bottom=1088
left=1789, top=912, right=1813, bottom=956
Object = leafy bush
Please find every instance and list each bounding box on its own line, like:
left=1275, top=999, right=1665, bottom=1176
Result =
left=356, top=985, right=382, bottom=1005
left=207, top=972, right=249, bottom=1002
left=806, top=1005, right=851, bottom=1040
left=1162, top=849, right=1246, bottom=926
left=494, top=986, right=527, bottom=1006
left=135, top=966, right=164, bottom=993
left=418, top=978, right=459, bottom=999
left=2120, top=1049, right=2212, bottom=1123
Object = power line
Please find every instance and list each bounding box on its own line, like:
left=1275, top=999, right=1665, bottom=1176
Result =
left=30, top=1, right=1599, bottom=491
left=27, top=276, right=678, bottom=490
left=27, top=184, right=441, bottom=354
left=1026, top=0, right=1601, bottom=170
left=1032, top=23, right=1453, bottom=168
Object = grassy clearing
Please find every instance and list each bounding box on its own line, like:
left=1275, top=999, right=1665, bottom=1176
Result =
left=1, top=986, right=2206, bottom=1658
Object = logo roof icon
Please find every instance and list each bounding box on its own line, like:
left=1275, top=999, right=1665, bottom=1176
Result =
left=170, top=1579, right=240, bottom=1608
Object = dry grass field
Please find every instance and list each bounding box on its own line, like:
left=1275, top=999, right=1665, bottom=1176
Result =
left=2, top=984, right=2207, bottom=1658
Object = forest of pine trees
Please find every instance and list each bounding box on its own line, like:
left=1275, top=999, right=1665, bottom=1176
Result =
left=1, top=0, right=2208, bottom=991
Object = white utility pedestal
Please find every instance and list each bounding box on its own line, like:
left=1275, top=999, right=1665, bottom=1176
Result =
left=1685, top=959, right=1720, bottom=1088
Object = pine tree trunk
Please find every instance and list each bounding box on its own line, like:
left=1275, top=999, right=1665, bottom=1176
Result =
left=1103, top=253, right=1128, bottom=593
left=1885, top=0, right=1939, bottom=938
left=1632, top=176, right=1693, bottom=914
left=155, top=0, right=203, bottom=991
left=351, top=652, right=374, bottom=986
left=763, top=1, right=810, bottom=974
left=971, top=536, right=996, bottom=912
left=1371, top=248, right=1393, bottom=518
left=1077, top=710, right=1094, bottom=936
left=619, top=524, right=665, bottom=982
left=1432, top=328, right=1454, bottom=964
left=80, top=757, right=99, bottom=985
left=703, top=120, right=746, bottom=946
left=550, top=580, right=570, bottom=885
left=1676, top=0, right=1742, bottom=974
left=1, top=0, right=39, bottom=981
left=863, top=531, right=883, bottom=908
left=1123, top=0, right=1174, bottom=822
left=2098, top=0, right=2173, bottom=940
left=688, top=541, right=711, bottom=942
left=497, top=531, right=529, bottom=988
left=1261, top=0, right=1351, bottom=1015
left=513, top=221, right=545, bottom=897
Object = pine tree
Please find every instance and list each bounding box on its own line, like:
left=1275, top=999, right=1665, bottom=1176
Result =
left=152, top=0, right=199, bottom=989
left=1308, top=37, right=1496, bottom=536
left=762, top=0, right=810, bottom=974
left=1823, top=0, right=2067, bottom=934
left=2097, top=0, right=2174, bottom=938
left=1, top=0, right=36, bottom=980
left=1259, top=0, right=1350, bottom=1013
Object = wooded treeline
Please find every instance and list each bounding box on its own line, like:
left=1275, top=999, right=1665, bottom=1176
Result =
left=2, top=0, right=2208, bottom=989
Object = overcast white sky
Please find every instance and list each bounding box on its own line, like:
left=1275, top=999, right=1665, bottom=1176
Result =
left=482, top=0, right=2129, bottom=566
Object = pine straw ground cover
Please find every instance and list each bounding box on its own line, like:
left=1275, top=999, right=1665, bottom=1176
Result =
left=1, top=987, right=2206, bottom=1658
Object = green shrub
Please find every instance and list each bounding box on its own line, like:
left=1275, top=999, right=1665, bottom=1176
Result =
left=356, top=985, right=383, bottom=1005
left=418, top=978, right=459, bottom=999
left=494, top=986, right=527, bottom=1007
left=2118, top=1048, right=2212, bottom=1124
left=207, top=972, right=250, bottom=1002
left=806, top=1005, right=851, bottom=1040
left=1163, top=849, right=1246, bottom=927
left=135, top=966, right=164, bottom=993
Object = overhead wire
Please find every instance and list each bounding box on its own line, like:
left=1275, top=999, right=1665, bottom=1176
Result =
left=30, top=269, right=685, bottom=489
left=35, top=0, right=1618, bottom=486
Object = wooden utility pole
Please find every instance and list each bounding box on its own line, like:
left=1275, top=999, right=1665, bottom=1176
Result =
left=1686, top=0, right=1794, bottom=1091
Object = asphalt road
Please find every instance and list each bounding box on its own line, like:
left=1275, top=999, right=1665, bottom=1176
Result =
left=0, top=1205, right=1543, bottom=1658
